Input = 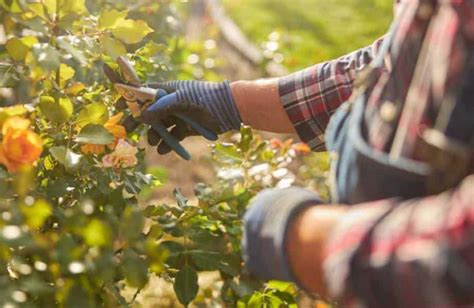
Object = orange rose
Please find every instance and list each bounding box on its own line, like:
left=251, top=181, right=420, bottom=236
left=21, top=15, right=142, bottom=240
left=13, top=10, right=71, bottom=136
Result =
left=80, top=144, right=105, bottom=155
left=292, top=142, right=311, bottom=155
left=104, top=112, right=127, bottom=148
left=0, top=117, right=43, bottom=172
left=269, top=138, right=283, bottom=149
left=81, top=112, right=127, bottom=155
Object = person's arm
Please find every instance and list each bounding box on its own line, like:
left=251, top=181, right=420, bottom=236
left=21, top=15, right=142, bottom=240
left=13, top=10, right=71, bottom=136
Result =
left=231, top=78, right=296, bottom=134
left=286, top=205, right=348, bottom=298
left=230, top=38, right=383, bottom=149
left=140, top=40, right=383, bottom=155
left=285, top=175, right=474, bottom=306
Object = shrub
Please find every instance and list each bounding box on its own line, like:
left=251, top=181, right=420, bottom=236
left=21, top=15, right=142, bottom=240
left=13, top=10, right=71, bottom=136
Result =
left=0, top=0, right=179, bottom=305
left=0, top=1, right=329, bottom=306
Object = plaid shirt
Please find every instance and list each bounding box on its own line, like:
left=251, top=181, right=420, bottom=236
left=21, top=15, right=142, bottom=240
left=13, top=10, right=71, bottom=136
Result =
left=279, top=0, right=474, bottom=306
left=279, top=39, right=383, bottom=151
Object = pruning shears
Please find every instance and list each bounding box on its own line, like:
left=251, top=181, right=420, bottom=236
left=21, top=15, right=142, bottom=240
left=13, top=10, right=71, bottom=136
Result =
left=103, top=57, right=218, bottom=160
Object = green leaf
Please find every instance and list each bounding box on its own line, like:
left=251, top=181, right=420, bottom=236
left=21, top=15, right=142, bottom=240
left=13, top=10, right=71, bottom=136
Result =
left=32, top=43, right=61, bottom=71
left=43, top=0, right=56, bottom=16
left=0, top=63, right=19, bottom=87
left=219, top=254, right=241, bottom=277
left=65, top=283, right=94, bottom=308
left=143, top=205, right=166, bottom=218
left=1, top=0, right=22, bottom=13
left=56, top=38, right=87, bottom=66
left=247, top=292, right=265, bottom=308
left=59, top=63, right=75, bottom=87
left=112, top=19, right=154, bottom=44
left=39, top=96, right=73, bottom=124
left=6, top=36, right=38, bottom=61
left=50, top=146, right=82, bottom=172
left=120, top=206, right=144, bottom=241
left=21, top=199, right=52, bottom=229
left=0, top=105, right=27, bottom=126
left=136, top=41, right=166, bottom=57
left=102, top=36, right=127, bottom=58
left=59, top=0, right=88, bottom=17
left=267, top=281, right=295, bottom=293
left=122, top=249, right=149, bottom=288
left=213, top=143, right=242, bottom=161
left=76, top=103, right=109, bottom=127
left=173, top=265, right=198, bottom=306
left=75, top=124, right=114, bottom=145
left=83, top=219, right=111, bottom=247
left=190, top=250, right=221, bottom=271
left=272, top=290, right=297, bottom=307
left=174, top=188, right=188, bottom=208
left=147, top=224, right=163, bottom=239
left=98, top=9, right=128, bottom=30
left=160, top=241, right=184, bottom=268
left=27, top=3, right=46, bottom=19
left=239, top=125, right=253, bottom=152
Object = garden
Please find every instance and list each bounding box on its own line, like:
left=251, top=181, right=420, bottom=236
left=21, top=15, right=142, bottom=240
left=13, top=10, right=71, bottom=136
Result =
left=0, top=0, right=390, bottom=306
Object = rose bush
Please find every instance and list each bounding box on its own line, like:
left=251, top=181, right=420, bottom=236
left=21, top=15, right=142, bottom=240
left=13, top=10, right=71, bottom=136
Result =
left=0, top=0, right=181, bottom=305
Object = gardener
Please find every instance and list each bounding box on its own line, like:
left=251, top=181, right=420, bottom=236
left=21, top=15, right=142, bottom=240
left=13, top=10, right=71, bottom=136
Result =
left=134, top=0, right=474, bottom=306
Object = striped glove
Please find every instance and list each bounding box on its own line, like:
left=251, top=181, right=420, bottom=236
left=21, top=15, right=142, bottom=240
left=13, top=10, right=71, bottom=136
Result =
left=139, top=80, right=242, bottom=154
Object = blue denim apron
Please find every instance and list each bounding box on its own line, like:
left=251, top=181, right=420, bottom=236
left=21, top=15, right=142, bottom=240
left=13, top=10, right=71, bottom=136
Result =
left=325, top=94, right=431, bottom=205
left=322, top=3, right=434, bottom=205
left=324, top=7, right=474, bottom=205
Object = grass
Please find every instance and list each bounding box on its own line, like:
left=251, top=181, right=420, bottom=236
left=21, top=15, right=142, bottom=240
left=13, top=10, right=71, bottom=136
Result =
left=222, top=0, right=393, bottom=70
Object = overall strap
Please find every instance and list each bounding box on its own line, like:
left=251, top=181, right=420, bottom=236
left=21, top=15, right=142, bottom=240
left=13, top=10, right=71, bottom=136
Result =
left=417, top=1, right=474, bottom=191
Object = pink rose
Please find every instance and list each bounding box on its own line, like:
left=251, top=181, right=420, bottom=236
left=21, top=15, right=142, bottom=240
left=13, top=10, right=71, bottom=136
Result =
left=101, top=139, right=138, bottom=169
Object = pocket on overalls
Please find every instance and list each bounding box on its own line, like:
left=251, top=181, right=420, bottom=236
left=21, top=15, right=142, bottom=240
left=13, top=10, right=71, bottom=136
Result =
left=325, top=95, right=432, bottom=205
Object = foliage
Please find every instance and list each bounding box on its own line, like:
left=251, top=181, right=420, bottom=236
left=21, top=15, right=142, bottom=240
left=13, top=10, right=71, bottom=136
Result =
left=146, top=126, right=328, bottom=306
left=0, top=0, right=180, bottom=306
left=0, top=0, right=331, bottom=307
left=222, top=0, right=393, bottom=70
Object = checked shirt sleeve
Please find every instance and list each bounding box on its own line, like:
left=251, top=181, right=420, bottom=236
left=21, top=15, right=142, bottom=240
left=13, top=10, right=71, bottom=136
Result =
left=323, top=175, right=474, bottom=307
left=278, top=39, right=382, bottom=151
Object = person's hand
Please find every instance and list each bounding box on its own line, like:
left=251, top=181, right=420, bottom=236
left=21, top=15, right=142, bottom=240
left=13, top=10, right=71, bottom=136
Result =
left=242, top=187, right=322, bottom=283
left=138, top=80, right=242, bottom=155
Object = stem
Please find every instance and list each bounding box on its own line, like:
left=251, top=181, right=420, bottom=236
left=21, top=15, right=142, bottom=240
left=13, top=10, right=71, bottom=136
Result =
left=184, top=218, right=189, bottom=266
left=71, top=30, right=111, bottom=38
left=55, top=0, right=61, bottom=88
left=127, top=287, right=143, bottom=305
left=66, top=123, right=73, bottom=150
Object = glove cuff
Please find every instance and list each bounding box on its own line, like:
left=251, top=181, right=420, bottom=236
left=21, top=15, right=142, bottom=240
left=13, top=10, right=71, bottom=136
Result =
left=242, top=187, right=322, bottom=283
left=175, top=80, right=242, bottom=133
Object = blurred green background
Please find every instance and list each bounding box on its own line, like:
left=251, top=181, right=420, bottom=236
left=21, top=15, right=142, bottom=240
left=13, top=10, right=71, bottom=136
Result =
left=222, top=0, right=393, bottom=70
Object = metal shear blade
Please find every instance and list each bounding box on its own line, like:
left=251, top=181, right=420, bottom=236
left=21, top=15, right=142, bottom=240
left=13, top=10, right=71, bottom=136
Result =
left=116, top=56, right=141, bottom=87
left=114, top=84, right=157, bottom=107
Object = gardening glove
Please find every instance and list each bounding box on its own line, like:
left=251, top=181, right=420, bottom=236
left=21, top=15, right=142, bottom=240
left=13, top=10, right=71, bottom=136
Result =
left=242, top=187, right=322, bottom=283
left=139, top=80, right=242, bottom=155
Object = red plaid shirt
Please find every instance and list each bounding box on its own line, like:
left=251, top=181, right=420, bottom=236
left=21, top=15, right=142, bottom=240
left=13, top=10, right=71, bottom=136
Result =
left=279, top=0, right=474, bottom=306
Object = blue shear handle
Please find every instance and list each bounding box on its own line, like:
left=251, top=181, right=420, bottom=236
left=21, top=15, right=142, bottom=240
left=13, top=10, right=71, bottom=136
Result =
left=151, top=122, right=191, bottom=160
left=176, top=113, right=218, bottom=141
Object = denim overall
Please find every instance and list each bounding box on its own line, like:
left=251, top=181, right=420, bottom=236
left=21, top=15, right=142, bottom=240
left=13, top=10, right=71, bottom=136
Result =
left=324, top=8, right=474, bottom=205
left=325, top=93, right=434, bottom=205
